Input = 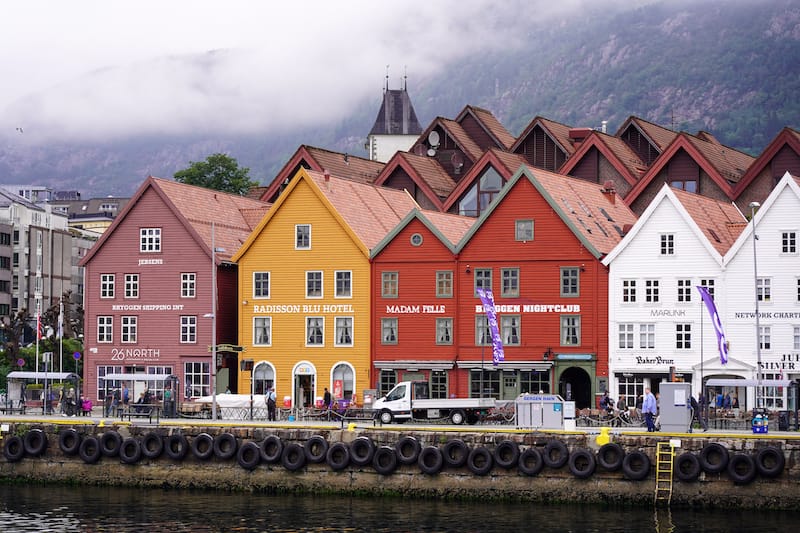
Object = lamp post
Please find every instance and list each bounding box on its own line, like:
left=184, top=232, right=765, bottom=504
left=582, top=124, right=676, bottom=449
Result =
left=205, top=222, right=225, bottom=420
left=749, top=201, right=762, bottom=412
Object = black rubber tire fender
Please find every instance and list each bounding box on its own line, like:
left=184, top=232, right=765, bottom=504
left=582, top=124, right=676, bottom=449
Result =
left=674, top=452, right=701, bottom=482
left=119, top=437, right=142, bottom=464
left=99, top=431, right=122, bottom=457
left=191, top=432, right=215, bottom=461
left=165, top=434, right=189, bottom=461
left=418, top=446, right=444, bottom=475
left=260, top=435, right=283, bottom=464
left=349, top=436, right=375, bottom=467
left=699, top=443, right=729, bottom=474
left=78, top=436, right=102, bottom=464
left=466, top=446, right=493, bottom=476
left=395, top=436, right=421, bottom=465
left=755, top=446, right=785, bottom=478
left=3, top=435, right=25, bottom=462
left=141, top=432, right=164, bottom=460
left=23, top=429, right=48, bottom=457
left=727, top=453, right=757, bottom=485
left=326, top=442, right=351, bottom=471
left=304, top=435, right=329, bottom=463
left=373, top=445, right=399, bottom=475
left=237, top=441, right=261, bottom=471
left=281, top=442, right=306, bottom=472
left=542, top=440, right=569, bottom=469
left=597, top=443, right=625, bottom=472
left=58, top=429, right=82, bottom=456
left=442, top=438, right=469, bottom=468
left=518, top=447, right=544, bottom=476
left=622, top=450, right=651, bottom=481
left=568, top=448, right=596, bottom=479
left=493, top=440, right=520, bottom=469
left=213, top=433, right=238, bottom=460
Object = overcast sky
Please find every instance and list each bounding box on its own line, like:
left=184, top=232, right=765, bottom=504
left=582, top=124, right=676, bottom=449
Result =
left=1, top=0, right=634, bottom=144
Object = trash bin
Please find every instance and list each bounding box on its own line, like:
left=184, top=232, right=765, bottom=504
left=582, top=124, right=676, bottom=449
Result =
left=778, top=410, right=790, bottom=431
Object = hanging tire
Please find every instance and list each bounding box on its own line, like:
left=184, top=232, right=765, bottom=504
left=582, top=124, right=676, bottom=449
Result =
left=518, top=447, right=544, bottom=476
left=23, top=429, right=48, bottom=457
left=191, top=433, right=214, bottom=460
left=418, top=446, right=444, bottom=475
left=493, top=440, right=520, bottom=469
left=99, top=431, right=122, bottom=457
left=326, top=442, right=351, bottom=471
left=675, top=452, right=701, bottom=482
left=58, top=429, right=82, bottom=456
left=349, top=436, right=375, bottom=467
left=442, top=438, right=469, bottom=468
left=304, top=435, right=329, bottom=463
left=755, top=447, right=785, bottom=478
left=260, top=435, right=283, bottom=464
left=281, top=442, right=306, bottom=472
left=622, top=450, right=651, bottom=481
left=78, top=436, right=102, bottom=464
left=3, top=435, right=25, bottom=462
left=395, top=436, right=421, bottom=465
left=119, top=438, right=142, bottom=464
left=213, top=433, right=238, bottom=460
left=568, top=448, right=596, bottom=479
left=728, top=453, right=757, bottom=485
left=597, top=443, right=625, bottom=472
left=373, top=445, right=399, bottom=475
left=466, top=446, right=493, bottom=476
left=237, top=442, right=261, bottom=471
left=141, top=432, right=164, bottom=459
left=542, top=440, right=569, bottom=469
left=699, top=443, right=729, bottom=474
left=165, top=434, right=189, bottom=461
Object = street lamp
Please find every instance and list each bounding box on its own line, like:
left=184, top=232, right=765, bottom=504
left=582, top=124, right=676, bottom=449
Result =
left=749, top=201, right=762, bottom=412
left=204, top=222, right=225, bottom=420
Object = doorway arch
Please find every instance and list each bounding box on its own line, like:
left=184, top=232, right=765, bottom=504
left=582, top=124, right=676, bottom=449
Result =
left=559, top=366, right=592, bottom=409
left=292, top=361, right=316, bottom=408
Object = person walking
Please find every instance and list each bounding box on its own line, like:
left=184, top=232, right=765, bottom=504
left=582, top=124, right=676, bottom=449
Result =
left=689, top=393, right=708, bottom=432
left=266, top=387, right=277, bottom=421
left=643, top=387, right=658, bottom=432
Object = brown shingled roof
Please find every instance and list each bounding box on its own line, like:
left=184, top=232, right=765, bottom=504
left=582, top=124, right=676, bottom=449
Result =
left=512, top=116, right=577, bottom=156
left=670, top=187, right=746, bottom=255
left=457, top=105, right=516, bottom=150
left=393, top=152, right=458, bottom=198
left=617, top=116, right=679, bottom=151
left=685, top=135, right=755, bottom=185
left=436, top=119, right=483, bottom=161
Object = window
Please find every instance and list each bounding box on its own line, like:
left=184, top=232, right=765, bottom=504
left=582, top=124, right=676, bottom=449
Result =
left=295, top=224, right=310, bottom=249
left=97, top=316, right=113, bottom=343
left=645, top=279, right=659, bottom=303
left=180, top=316, right=197, bottom=343
left=436, top=271, right=453, bottom=298
left=617, top=376, right=645, bottom=405
left=306, top=317, right=324, bottom=346
left=700, top=278, right=715, bottom=299
left=379, top=370, right=398, bottom=397
left=470, top=370, right=500, bottom=399
left=762, top=371, right=784, bottom=409
left=475, top=316, right=490, bottom=346
left=501, top=315, right=521, bottom=345
left=782, top=231, right=797, bottom=253
left=0, top=257, right=9, bottom=270
left=246, top=271, right=269, bottom=298
left=97, top=365, right=124, bottom=400
left=458, top=167, right=504, bottom=217
left=676, top=323, right=691, bottom=349
left=335, top=271, right=352, bottom=298
left=184, top=361, right=210, bottom=399
left=618, top=324, right=634, bottom=349
left=561, top=315, right=581, bottom=346
left=639, top=324, right=655, bottom=349
left=181, top=273, right=196, bottom=298
left=669, top=180, right=697, bottom=193
left=793, top=326, right=800, bottom=351
left=677, top=279, right=692, bottom=302
left=501, top=268, right=519, bottom=298
left=140, top=228, right=161, bottom=252
left=520, top=370, right=550, bottom=394
left=124, top=274, right=139, bottom=299
left=335, top=317, right=353, bottom=346
left=381, top=318, right=397, bottom=344
left=474, top=268, right=492, bottom=295
left=254, top=317, right=271, bottom=345
left=430, top=370, right=448, bottom=399
left=121, top=316, right=137, bottom=343
left=0, top=232, right=9, bottom=245
left=332, top=364, right=355, bottom=400
left=436, top=318, right=453, bottom=345
left=561, top=267, right=579, bottom=297
left=306, top=271, right=323, bottom=298
left=759, top=326, right=771, bottom=350
left=622, top=279, right=636, bottom=303
left=100, top=274, right=115, bottom=299
left=660, top=234, right=674, bottom=255
left=797, top=278, right=800, bottom=303
left=515, top=219, right=533, bottom=241
left=757, top=278, right=771, bottom=302
left=253, top=363, right=274, bottom=395
left=382, top=272, right=398, bottom=298
left=410, top=233, right=423, bottom=246
left=145, top=366, right=174, bottom=399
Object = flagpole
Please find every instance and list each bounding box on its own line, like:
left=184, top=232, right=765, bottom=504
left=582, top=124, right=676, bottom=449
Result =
left=700, top=295, right=704, bottom=420
left=35, top=309, right=40, bottom=384
left=59, top=299, right=64, bottom=373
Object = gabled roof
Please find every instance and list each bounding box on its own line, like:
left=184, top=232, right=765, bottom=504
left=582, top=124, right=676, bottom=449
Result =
left=615, top=116, right=679, bottom=152
left=559, top=130, right=647, bottom=186
left=456, top=165, right=638, bottom=258
left=81, top=176, right=270, bottom=265
left=370, top=208, right=475, bottom=258
left=369, top=87, right=422, bottom=136
left=511, top=116, right=576, bottom=156
left=373, top=151, right=456, bottom=205
left=455, top=105, right=516, bottom=150
left=732, top=127, right=800, bottom=199
left=685, top=134, right=754, bottom=185
left=414, top=117, right=483, bottom=162
left=442, top=148, right=528, bottom=212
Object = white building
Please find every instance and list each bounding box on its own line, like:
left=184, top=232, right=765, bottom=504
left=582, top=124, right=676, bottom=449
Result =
left=366, top=78, right=422, bottom=163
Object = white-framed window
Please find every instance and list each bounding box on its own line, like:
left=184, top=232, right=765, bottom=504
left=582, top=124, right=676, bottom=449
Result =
left=381, top=318, right=397, bottom=344
left=677, top=278, right=692, bottom=302
left=97, top=365, right=124, bottom=400
left=515, top=219, right=533, bottom=241
left=410, top=233, right=423, bottom=246
left=797, top=278, right=800, bottom=303
left=306, top=317, right=324, bottom=346
left=474, top=268, right=492, bottom=295
left=306, top=271, right=323, bottom=298
left=335, top=317, right=353, bottom=346
left=382, top=272, right=398, bottom=298
left=639, top=323, right=655, bottom=349
left=100, top=274, right=115, bottom=298
left=617, top=376, right=645, bottom=405
left=145, top=366, right=174, bottom=399
left=757, top=277, right=771, bottom=303
left=762, top=371, right=784, bottom=409
left=622, top=279, right=636, bottom=303
left=184, top=361, right=210, bottom=399
left=759, top=325, right=771, bottom=350
left=781, top=231, right=797, bottom=254
left=121, top=316, right=137, bottom=343
left=181, top=273, right=196, bottom=298
left=124, top=274, right=139, bottom=299
left=295, top=224, right=310, bottom=249
left=332, top=363, right=355, bottom=400
left=700, top=278, right=715, bottom=299
left=501, top=268, right=519, bottom=298
left=676, top=323, right=691, bottom=349
left=335, top=271, right=352, bottom=298
left=436, top=318, right=452, bottom=345
left=97, top=316, right=113, bottom=343
left=561, top=267, right=580, bottom=297
left=475, top=316, right=490, bottom=346
left=180, top=316, right=197, bottom=343
left=645, top=279, right=659, bottom=303
left=793, top=326, right=800, bottom=351
left=253, top=317, right=271, bottom=345
left=140, top=228, right=161, bottom=252
left=436, top=271, right=453, bottom=298
left=501, top=315, right=521, bottom=345
left=254, top=272, right=270, bottom=298
left=618, top=323, right=634, bottom=349
left=660, top=233, right=674, bottom=255
left=561, top=315, right=581, bottom=346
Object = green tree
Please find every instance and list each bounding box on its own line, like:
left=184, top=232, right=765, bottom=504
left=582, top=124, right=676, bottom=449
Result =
left=173, top=153, right=259, bottom=195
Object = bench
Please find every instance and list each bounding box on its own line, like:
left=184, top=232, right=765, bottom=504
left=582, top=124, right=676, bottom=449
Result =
left=119, top=405, right=160, bottom=423
left=0, top=405, right=26, bottom=415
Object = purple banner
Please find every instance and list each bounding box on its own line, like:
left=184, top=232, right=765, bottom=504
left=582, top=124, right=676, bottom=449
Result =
left=697, top=285, right=728, bottom=365
left=476, top=288, right=505, bottom=365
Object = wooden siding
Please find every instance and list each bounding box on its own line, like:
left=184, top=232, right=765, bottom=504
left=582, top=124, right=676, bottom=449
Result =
left=620, top=125, right=660, bottom=166
left=459, top=113, right=495, bottom=152
left=772, top=145, right=800, bottom=181
left=569, top=147, right=600, bottom=183
left=514, top=125, right=567, bottom=171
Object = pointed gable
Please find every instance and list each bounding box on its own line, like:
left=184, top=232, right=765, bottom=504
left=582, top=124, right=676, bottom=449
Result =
left=455, top=105, right=516, bottom=151
left=371, top=208, right=474, bottom=258
left=512, top=116, right=575, bottom=171
left=410, top=118, right=483, bottom=181
left=373, top=151, right=456, bottom=209
left=733, top=127, right=800, bottom=202
left=442, top=148, right=528, bottom=214
left=616, top=116, right=678, bottom=167
left=559, top=131, right=646, bottom=197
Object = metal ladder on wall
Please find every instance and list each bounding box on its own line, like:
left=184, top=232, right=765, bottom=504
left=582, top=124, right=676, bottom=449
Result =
left=654, top=441, right=675, bottom=506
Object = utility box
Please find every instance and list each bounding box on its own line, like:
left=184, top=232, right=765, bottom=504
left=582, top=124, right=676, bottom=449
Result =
left=659, top=382, right=692, bottom=433
left=516, top=393, right=565, bottom=430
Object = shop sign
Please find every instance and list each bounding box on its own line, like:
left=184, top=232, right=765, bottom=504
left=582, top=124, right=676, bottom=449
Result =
left=295, top=363, right=315, bottom=375
left=110, top=348, right=161, bottom=361
left=634, top=355, right=674, bottom=365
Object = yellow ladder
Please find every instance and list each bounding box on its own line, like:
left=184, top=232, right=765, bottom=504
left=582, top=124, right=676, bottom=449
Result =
left=654, top=441, right=675, bottom=506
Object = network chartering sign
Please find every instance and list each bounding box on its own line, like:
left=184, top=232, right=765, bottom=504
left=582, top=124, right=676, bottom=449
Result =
left=476, top=288, right=505, bottom=366
left=696, top=285, right=728, bottom=364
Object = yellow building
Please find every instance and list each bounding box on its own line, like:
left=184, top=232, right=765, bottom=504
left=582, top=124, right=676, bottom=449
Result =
left=232, top=169, right=417, bottom=408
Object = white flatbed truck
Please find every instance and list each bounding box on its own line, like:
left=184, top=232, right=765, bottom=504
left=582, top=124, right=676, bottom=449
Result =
left=372, top=380, right=496, bottom=425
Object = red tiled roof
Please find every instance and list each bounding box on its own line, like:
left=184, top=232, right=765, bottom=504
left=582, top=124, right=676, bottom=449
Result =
left=596, top=133, right=650, bottom=180
left=419, top=209, right=475, bottom=245
left=438, top=118, right=483, bottom=161
left=670, top=187, right=746, bottom=255
left=394, top=152, right=458, bottom=198
left=733, top=127, right=800, bottom=199
left=512, top=116, right=576, bottom=155
left=617, top=116, right=679, bottom=151
left=685, top=135, right=755, bottom=185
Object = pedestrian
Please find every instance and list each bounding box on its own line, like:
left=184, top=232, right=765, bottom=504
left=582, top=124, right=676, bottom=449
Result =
left=266, top=387, right=277, bottom=421
left=323, top=387, right=332, bottom=409
left=643, top=387, right=658, bottom=432
left=122, top=383, right=129, bottom=409
left=689, top=393, right=707, bottom=432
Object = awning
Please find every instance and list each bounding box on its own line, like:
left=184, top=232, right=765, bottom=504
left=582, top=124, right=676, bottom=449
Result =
left=6, top=371, right=80, bottom=381
left=705, top=378, right=794, bottom=387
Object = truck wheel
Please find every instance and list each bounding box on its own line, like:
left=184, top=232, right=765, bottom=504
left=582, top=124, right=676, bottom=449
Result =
left=379, top=410, right=394, bottom=424
left=450, top=410, right=466, bottom=425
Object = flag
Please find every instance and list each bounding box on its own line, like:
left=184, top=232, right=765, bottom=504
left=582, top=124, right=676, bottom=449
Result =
left=36, top=312, right=43, bottom=340
left=476, top=288, right=505, bottom=366
left=697, top=285, right=728, bottom=364
left=58, top=302, right=64, bottom=339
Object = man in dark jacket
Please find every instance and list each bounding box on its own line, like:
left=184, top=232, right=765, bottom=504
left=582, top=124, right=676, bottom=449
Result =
left=689, top=393, right=708, bottom=432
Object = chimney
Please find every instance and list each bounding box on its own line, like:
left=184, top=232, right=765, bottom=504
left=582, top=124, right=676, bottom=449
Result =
left=324, top=170, right=330, bottom=182
left=601, top=120, right=608, bottom=134
left=568, top=127, right=592, bottom=146
left=602, top=180, right=616, bottom=204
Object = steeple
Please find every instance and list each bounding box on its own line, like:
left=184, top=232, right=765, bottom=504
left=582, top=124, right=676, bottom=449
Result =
left=366, top=68, right=422, bottom=162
